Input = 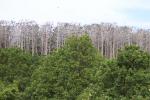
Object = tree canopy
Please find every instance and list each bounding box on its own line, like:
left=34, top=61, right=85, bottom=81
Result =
left=0, top=48, right=39, bottom=99
left=25, top=35, right=102, bottom=100
left=0, top=35, right=150, bottom=100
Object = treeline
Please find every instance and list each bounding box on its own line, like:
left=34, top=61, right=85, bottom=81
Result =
left=0, top=20, right=150, bottom=58
left=0, top=35, right=150, bottom=100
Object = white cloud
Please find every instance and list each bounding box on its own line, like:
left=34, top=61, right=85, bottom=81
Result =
left=0, top=0, right=150, bottom=28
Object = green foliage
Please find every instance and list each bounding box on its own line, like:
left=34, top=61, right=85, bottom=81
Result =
left=117, top=45, right=150, bottom=69
left=0, top=48, right=34, bottom=83
left=1, top=36, right=150, bottom=100
left=98, top=45, right=150, bottom=99
left=0, top=81, right=20, bottom=100
left=0, top=48, right=40, bottom=99
left=25, top=35, right=102, bottom=100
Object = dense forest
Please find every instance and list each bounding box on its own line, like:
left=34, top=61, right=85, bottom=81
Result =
left=0, top=20, right=150, bottom=58
left=0, top=34, right=150, bottom=99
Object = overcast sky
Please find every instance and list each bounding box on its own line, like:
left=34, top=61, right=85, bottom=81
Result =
left=0, top=0, right=150, bottom=28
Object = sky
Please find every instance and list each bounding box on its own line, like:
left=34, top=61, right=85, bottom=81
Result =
left=0, top=0, right=150, bottom=28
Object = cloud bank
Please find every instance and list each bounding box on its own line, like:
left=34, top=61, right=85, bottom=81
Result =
left=0, top=0, right=150, bottom=28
